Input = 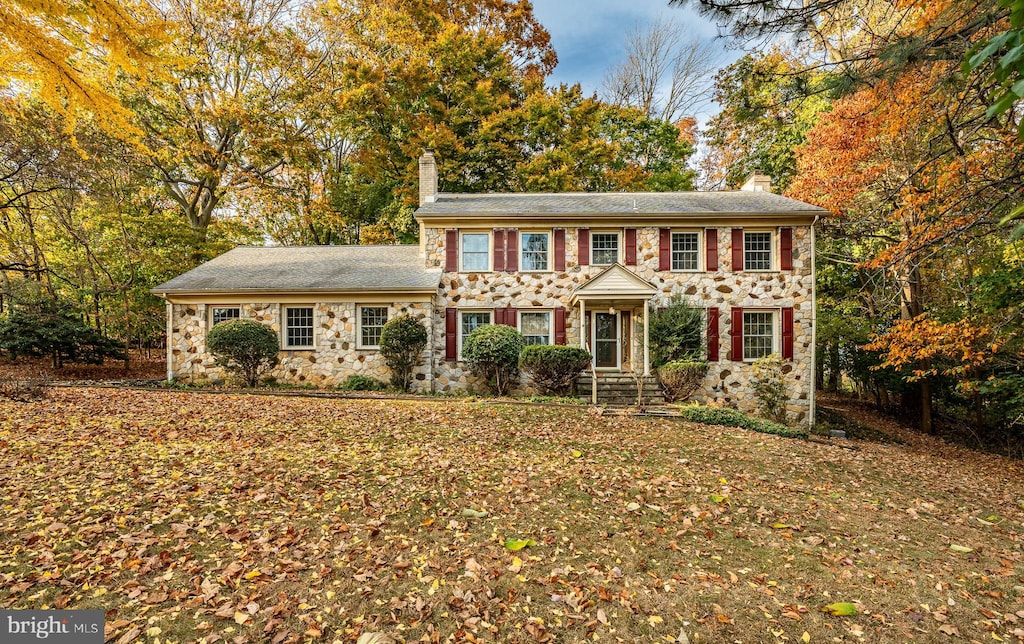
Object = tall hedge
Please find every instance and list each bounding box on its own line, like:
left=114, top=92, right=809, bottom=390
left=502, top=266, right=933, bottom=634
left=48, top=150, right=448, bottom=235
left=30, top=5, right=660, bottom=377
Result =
left=380, top=314, right=428, bottom=391
left=206, top=319, right=279, bottom=387
left=462, top=324, right=524, bottom=395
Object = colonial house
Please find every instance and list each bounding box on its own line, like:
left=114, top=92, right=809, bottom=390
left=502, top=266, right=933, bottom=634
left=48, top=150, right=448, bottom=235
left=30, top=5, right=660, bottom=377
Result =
left=154, top=151, right=826, bottom=423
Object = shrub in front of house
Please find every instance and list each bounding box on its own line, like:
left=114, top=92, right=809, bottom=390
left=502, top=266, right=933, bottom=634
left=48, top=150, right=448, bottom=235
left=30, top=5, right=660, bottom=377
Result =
left=462, top=324, right=524, bottom=395
left=658, top=360, right=708, bottom=402
left=339, top=375, right=389, bottom=392
left=380, top=314, right=428, bottom=391
left=649, top=297, right=704, bottom=367
left=677, top=404, right=807, bottom=439
left=751, top=354, right=788, bottom=423
left=206, top=319, right=279, bottom=387
left=519, top=345, right=592, bottom=395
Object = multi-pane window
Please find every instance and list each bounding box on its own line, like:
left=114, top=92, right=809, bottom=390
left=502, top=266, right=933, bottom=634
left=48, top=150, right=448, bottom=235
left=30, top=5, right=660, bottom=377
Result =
left=744, top=231, right=773, bottom=271
left=359, top=306, right=388, bottom=348
left=521, top=232, right=550, bottom=271
left=211, top=306, right=240, bottom=326
left=461, top=233, right=489, bottom=271
left=743, top=311, right=775, bottom=360
left=285, top=306, right=314, bottom=348
left=519, top=311, right=552, bottom=345
left=459, top=310, right=492, bottom=356
left=671, top=232, right=700, bottom=271
left=591, top=233, right=619, bottom=265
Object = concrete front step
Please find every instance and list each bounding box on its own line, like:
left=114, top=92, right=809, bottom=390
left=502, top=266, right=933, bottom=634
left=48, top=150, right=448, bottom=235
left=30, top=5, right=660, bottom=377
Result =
left=576, top=374, right=665, bottom=406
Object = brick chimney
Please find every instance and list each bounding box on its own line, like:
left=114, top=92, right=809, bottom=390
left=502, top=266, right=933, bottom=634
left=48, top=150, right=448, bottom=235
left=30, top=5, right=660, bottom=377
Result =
left=740, top=171, right=772, bottom=193
left=419, top=150, right=438, bottom=205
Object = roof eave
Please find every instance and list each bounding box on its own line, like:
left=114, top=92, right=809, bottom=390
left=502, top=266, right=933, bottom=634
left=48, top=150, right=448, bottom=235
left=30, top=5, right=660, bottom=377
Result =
left=151, top=285, right=440, bottom=297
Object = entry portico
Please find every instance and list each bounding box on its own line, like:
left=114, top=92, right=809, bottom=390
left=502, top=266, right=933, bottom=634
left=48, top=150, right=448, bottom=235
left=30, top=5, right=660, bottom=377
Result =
left=570, top=263, right=658, bottom=376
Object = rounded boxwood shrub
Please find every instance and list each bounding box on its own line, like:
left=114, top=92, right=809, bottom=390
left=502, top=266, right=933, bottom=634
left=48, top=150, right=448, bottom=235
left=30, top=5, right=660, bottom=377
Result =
left=462, top=324, right=524, bottom=395
left=658, top=360, right=708, bottom=402
left=519, top=344, right=591, bottom=395
left=206, top=319, right=279, bottom=387
left=380, top=314, right=428, bottom=391
left=339, top=374, right=389, bottom=391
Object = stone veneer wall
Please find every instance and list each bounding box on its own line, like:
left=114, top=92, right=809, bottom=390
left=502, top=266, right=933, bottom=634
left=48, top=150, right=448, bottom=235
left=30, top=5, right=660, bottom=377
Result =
left=425, top=225, right=814, bottom=423
left=169, top=301, right=434, bottom=391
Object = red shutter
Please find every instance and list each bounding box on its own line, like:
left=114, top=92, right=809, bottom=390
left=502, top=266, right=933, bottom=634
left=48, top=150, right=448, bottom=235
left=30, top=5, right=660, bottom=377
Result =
left=780, top=227, right=793, bottom=270
left=494, top=308, right=504, bottom=326
left=732, top=228, right=744, bottom=271
left=506, top=229, right=518, bottom=271
left=705, top=228, right=718, bottom=271
left=506, top=307, right=518, bottom=329
left=492, top=229, right=505, bottom=272
left=624, top=228, right=637, bottom=265
left=782, top=307, right=794, bottom=360
left=578, top=228, right=590, bottom=266
left=554, top=307, right=566, bottom=345
left=731, top=307, right=744, bottom=362
left=445, top=230, right=458, bottom=272
left=553, top=229, right=566, bottom=271
left=445, top=308, right=458, bottom=361
left=707, top=307, right=720, bottom=362
left=658, top=228, right=671, bottom=270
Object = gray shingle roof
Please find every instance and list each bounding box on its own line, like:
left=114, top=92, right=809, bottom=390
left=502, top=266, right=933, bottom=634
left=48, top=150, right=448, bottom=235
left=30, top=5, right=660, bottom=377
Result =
left=416, top=190, right=828, bottom=216
left=152, top=245, right=440, bottom=294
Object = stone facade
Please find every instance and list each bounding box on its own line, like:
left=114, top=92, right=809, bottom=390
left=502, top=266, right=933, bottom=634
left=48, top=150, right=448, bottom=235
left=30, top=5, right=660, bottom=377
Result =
left=166, top=223, right=814, bottom=424
left=169, top=301, right=434, bottom=391
left=428, top=225, right=814, bottom=423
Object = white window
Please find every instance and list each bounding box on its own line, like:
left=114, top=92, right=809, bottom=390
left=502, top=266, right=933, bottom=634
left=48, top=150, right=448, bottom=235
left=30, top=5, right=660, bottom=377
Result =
left=519, top=311, right=552, bottom=345
left=671, top=232, right=700, bottom=271
left=358, top=306, right=388, bottom=348
left=461, top=233, right=490, bottom=271
left=591, top=232, right=619, bottom=265
left=521, top=232, right=550, bottom=271
left=210, top=306, right=240, bottom=326
left=743, top=311, right=775, bottom=360
left=458, top=310, right=492, bottom=356
left=284, top=306, right=314, bottom=348
left=744, top=231, right=773, bottom=271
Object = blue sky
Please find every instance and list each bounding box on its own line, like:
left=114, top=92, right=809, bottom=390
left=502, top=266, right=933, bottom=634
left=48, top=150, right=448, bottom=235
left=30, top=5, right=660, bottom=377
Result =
left=530, top=0, right=730, bottom=98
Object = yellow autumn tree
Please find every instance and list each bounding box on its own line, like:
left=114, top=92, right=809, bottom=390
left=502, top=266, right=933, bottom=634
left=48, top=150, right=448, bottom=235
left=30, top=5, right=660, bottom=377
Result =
left=0, top=0, right=167, bottom=139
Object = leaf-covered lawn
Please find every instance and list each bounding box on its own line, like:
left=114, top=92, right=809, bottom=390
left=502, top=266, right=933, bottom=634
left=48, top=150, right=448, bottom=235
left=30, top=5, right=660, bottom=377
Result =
left=1, top=389, right=1022, bottom=643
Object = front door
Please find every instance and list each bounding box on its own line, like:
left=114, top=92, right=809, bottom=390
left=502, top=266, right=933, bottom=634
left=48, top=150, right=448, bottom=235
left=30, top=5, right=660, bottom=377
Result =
left=593, top=312, right=619, bottom=369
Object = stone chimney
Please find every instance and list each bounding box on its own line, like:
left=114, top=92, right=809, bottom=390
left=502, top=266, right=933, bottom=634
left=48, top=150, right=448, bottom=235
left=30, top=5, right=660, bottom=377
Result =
left=418, top=150, right=438, bottom=205
left=740, top=171, right=772, bottom=193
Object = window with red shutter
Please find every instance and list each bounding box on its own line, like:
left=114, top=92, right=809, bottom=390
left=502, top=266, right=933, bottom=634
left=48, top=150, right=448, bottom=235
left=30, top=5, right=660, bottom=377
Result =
left=731, top=307, right=744, bottom=362
left=705, top=228, right=718, bottom=271
left=553, top=229, right=566, bottom=271
left=554, top=307, right=566, bottom=345
left=445, top=230, right=458, bottom=272
left=731, top=228, right=744, bottom=271
left=445, top=308, right=458, bottom=360
left=707, top=307, right=720, bottom=361
left=492, top=229, right=505, bottom=272
left=578, top=228, right=590, bottom=266
left=506, top=229, right=519, bottom=271
left=658, top=228, right=671, bottom=271
left=625, top=228, right=637, bottom=265
left=782, top=307, right=794, bottom=359
left=780, top=227, right=793, bottom=270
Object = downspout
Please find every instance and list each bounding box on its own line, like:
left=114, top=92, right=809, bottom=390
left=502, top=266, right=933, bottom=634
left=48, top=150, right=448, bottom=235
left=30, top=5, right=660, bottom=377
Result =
left=809, top=215, right=820, bottom=427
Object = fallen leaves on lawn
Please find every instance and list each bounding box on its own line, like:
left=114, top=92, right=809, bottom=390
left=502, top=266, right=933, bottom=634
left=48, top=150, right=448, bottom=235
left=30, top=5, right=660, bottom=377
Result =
left=0, top=388, right=1021, bottom=643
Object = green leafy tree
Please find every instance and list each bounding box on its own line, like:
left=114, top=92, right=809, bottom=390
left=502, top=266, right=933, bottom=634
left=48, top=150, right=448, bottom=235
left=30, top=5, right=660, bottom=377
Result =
left=379, top=314, right=428, bottom=391
left=0, top=300, right=124, bottom=368
left=462, top=324, right=524, bottom=395
left=648, top=298, right=704, bottom=368
left=205, top=319, right=279, bottom=387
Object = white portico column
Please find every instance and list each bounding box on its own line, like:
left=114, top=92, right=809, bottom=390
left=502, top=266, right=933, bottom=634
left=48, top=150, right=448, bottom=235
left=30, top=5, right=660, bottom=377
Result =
left=643, top=300, right=650, bottom=376
left=579, top=299, right=586, bottom=349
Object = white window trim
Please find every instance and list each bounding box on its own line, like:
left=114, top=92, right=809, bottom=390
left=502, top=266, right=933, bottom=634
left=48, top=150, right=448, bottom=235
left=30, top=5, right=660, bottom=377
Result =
left=208, top=305, right=242, bottom=329
left=518, top=309, right=554, bottom=345
left=457, top=309, right=493, bottom=358
left=519, top=230, right=552, bottom=272
left=282, top=305, right=316, bottom=350
left=670, top=229, right=703, bottom=272
left=356, top=305, right=389, bottom=350
left=590, top=230, right=621, bottom=266
left=743, top=229, right=775, bottom=272
left=460, top=231, right=492, bottom=273
left=741, top=309, right=778, bottom=362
